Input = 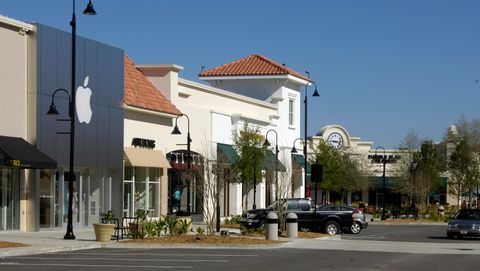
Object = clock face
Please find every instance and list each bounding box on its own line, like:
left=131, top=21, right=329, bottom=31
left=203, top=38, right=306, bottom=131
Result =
left=327, top=132, right=343, bottom=149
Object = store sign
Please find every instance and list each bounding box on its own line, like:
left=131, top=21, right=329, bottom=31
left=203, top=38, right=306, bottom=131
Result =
left=131, top=137, right=155, bottom=149
left=5, top=159, right=20, bottom=167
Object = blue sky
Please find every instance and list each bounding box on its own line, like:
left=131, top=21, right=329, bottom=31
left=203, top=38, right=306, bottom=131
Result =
left=1, top=0, right=479, bottom=148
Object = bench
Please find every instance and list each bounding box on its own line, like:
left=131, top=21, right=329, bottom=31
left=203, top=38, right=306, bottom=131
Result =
left=101, top=217, right=139, bottom=241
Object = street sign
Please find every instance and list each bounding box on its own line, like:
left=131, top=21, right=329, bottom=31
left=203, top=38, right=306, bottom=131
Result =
left=311, top=164, right=323, bottom=183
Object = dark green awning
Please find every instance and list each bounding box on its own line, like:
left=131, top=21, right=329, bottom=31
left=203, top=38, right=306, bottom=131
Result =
left=262, top=150, right=286, bottom=172
left=292, top=154, right=311, bottom=175
left=217, top=143, right=238, bottom=164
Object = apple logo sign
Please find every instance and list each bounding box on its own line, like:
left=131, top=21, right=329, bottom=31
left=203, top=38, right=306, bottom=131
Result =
left=76, top=76, right=93, bottom=124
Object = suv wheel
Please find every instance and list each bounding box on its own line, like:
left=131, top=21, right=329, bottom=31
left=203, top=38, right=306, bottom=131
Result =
left=350, top=222, right=362, bottom=234
left=324, top=221, right=340, bottom=235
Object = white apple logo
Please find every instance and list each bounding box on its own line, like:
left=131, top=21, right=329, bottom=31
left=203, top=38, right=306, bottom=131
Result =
left=76, top=76, right=93, bottom=124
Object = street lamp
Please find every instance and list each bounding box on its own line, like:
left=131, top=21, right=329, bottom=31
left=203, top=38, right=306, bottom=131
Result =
left=303, top=71, right=319, bottom=198
left=171, top=114, right=192, bottom=214
left=264, top=129, right=279, bottom=204
left=410, top=156, right=418, bottom=219
left=46, top=0, right=96, bottom=240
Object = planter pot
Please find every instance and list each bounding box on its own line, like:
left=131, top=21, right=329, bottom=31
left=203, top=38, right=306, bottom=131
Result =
left=93, top=223, right=116, bottom=242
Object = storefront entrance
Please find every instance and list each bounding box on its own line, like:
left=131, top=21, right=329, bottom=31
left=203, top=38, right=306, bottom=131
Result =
left=0, top=167, right=20, bottom=230
left=39, top=168, right=108, bottom=230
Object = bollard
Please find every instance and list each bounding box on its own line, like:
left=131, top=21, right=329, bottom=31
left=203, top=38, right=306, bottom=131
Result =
left=286, top=212, right=298, bottom=238
left=265, top=212, right=278, bottom=240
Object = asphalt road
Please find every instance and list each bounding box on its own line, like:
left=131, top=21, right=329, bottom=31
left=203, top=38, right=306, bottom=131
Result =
left=342, top=223, right=480, bottom=243
left=1, top=224, right=479, bottom=270
left=1, top=247, right=480, bottom=271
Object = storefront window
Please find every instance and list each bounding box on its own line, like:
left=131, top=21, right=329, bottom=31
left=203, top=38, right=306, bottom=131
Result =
left=123, top=166, right=162, bottom=218
left=0, top=168, right=19, bottom=230
left=148, top=168, right=160, bottom=217
left=134, top=167, right=146, bottom=210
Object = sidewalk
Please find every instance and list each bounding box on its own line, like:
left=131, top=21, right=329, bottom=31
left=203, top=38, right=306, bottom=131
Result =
left=0, top=229, right=102, bottom=258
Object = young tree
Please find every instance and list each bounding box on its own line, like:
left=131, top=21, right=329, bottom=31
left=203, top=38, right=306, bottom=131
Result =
left=414, top=141, right=443, bottom=217
left=448, top=138, right=480, bottom=209
left=312, top=141, right=366, bottom=203
left=231, top=124, right=266, bottom=209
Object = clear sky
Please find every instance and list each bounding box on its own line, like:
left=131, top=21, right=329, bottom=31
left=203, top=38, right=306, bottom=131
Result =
left=1, top=0, right=479, bottom=148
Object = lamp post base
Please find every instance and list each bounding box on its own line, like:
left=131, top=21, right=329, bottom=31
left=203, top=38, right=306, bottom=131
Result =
left=64, top=230, right=76, bottom=240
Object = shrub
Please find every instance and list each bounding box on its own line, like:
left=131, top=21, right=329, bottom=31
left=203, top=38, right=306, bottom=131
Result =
left=135, top=209, right=148, bottom=221
left=225, top=215, right=241, bottom=224
left=164, top=215, right=179, bottom=236
left=142, top=220, right=156, bottom=238
left=196, top=227, right=205, bottom=236
left=177, top=218, right=192, bottom=235
left=100, top=210, right=115, bottom=220
left=240, top=226, right=264, bottom=236
left=155, top=219, right=167, bottom=237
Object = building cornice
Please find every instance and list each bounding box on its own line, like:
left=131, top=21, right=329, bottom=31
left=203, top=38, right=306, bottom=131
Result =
left=199, top=74, right=309, bottom=87
left=179, top=78, right=277, bottom=110
left=0, top=15, right=34, bottom=35
left=124, top=104, right=179, bottom=119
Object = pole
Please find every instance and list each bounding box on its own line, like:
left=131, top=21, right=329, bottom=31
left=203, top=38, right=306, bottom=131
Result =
left=381, top=158, right=386, bottom=221
left=413, top=166, right=417, bottom=219
left=304, top=84, right=308, bottom=198
left=275, top=143, right=279, bottom=203
left=216, top=166, right=221, bottom=232
left=187, top=130, right=191, bottom=214
left=253, top=163, right=257, bottom=210
left=65, top=0, right=77, bottom=240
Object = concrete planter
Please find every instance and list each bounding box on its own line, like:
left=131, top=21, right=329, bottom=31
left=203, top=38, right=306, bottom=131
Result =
left=93, top=223, right=116, bottom=242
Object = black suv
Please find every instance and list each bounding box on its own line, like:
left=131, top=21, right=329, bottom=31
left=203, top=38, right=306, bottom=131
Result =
left=239, top=198, right=311, bottom=228
left=240, top=199, right=368, bottom=235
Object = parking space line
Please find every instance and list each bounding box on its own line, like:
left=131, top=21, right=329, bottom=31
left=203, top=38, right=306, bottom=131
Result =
left=9, top=257, right=229, bottom=263
left=55, top=252, right=259, bottom=257
left=0, top=263, right=192, bottom=269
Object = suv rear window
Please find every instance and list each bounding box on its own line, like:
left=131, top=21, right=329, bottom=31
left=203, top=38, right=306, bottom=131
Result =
left=287, top=200, right=300, bottom=210
left=455, top=210, right=480, bottom=220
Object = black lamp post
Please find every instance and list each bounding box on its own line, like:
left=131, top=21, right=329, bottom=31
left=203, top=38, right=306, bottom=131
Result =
left=410, top=157, right=418, bottom=219
left=291, top=138, right=305, bottom=198
left=47, top=0, right=96, bottom=240
left=171, top=114, right=192, bottom=214
left=303, top=71, right=319, bottom=198
left=264, top=129, right=279, bottom=205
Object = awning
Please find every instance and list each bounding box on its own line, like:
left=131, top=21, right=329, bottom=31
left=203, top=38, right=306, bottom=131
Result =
left=124, top=147, right=170, bottom=168
left=217, top=143, right=238, bottom=164
left=0, top=135, right=57, bottom=169
left=292, top=154, right=311, bottom=175
left=262, top=150, right=286, bottom=172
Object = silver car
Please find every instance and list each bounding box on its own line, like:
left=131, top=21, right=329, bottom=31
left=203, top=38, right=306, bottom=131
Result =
left=447, top=209, right=480, bottom=239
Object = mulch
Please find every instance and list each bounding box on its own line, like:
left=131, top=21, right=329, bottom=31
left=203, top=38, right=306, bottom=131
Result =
left=0, top=241, right=29, bottom=248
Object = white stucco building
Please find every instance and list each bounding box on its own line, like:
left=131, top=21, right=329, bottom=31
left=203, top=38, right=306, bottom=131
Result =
left=134, top=54, right=311, bottom=216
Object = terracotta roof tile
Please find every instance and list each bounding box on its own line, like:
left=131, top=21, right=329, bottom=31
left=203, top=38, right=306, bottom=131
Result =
left=124, top=55, right=182, bottom=116
left=199, top=54, right=311, bottom=82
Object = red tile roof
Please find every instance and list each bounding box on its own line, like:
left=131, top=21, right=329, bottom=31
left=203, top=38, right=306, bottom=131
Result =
left=124, top=55, right=182, bottom=116
left=199, top=54, right=311, bottom=82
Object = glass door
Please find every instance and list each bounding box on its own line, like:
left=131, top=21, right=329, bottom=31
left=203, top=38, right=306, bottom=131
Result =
left=63, top=171, right=80, bottom=229
left=39, top=170, right=54, bottom=228
left=0, top=168, right=19, bottom=230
